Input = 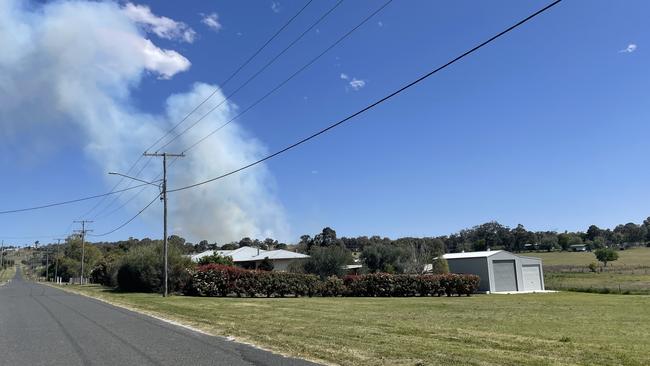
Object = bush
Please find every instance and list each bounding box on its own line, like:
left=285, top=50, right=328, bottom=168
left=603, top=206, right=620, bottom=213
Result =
left=257, top=257, right=274, bottom=271
left=320, top=276, right=345, bottom=297
left=116, top=243, right=193, bottom=293
left=304, top=246, right=353, bottom=278
left=587, top=262, right=598, bottom=273
left=187, top=266, right=480, bottom=298
left=197, top=253, right=233, bottom=266
left=429, top=257, right=449, bottom=274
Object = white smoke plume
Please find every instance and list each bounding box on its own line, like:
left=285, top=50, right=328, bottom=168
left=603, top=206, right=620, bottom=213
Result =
left=0, top=0, right=289, bottom=243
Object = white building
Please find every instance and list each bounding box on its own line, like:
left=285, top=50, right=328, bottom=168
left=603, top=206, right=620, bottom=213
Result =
left=191, top=246, right=310, bottom=272
left=442, top=250, right=545, bottom=293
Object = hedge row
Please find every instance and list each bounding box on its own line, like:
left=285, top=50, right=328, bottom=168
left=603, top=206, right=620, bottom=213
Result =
left=187, top=265, right=480, bottom=297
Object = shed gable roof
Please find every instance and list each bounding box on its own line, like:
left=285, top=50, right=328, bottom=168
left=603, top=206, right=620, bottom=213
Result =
left=443, top=250, right=504, bottom=259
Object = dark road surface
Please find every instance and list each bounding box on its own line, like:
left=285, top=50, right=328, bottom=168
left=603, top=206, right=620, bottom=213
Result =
left=0, top=268, right=321, bottom=366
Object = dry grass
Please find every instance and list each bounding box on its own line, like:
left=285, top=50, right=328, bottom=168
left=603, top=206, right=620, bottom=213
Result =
left=58, top=285, right=650, bottom=366
left=0, top=265, right=16, bottom=284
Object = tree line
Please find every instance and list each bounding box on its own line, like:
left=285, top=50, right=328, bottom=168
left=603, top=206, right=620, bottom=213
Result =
left=20, top=216, right=650, bottom=291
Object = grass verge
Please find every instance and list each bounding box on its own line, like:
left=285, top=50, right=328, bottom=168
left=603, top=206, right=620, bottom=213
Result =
left=0, top=265, right=16, bottom=284
left=55, top=285, right=650, bottom=366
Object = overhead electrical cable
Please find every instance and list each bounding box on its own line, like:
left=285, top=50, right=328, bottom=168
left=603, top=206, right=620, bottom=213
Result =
left=0, top=183, right=149, bottom=215
left=76, top=0, right=315, bottom=220
left=88, top=194, right=160, bottom=237
left=178, top=0, right=394, bottom=155
left=168, top=0, right=562, bottom=193
left=91, top=0, right=346, bottom=221
left=155, top=0, right=345, bottom=152
left=68, top=0, right=562, bottom=237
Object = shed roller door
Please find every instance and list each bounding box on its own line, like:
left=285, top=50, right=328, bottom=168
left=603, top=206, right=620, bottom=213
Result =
left=493, top=260, right=517, bottom=292
left=522, top=265, right=542, bottom=291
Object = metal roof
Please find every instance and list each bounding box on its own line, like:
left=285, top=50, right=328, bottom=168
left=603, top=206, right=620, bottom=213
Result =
left=191, top=246, right=309, bottom=262
left=442, top=250, right=504, bottom=259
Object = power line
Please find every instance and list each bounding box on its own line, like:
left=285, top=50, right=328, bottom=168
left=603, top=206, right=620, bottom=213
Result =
left=88, top=194, right=160, bottom=237
left=168, top=0, right=562, bottom=194
left=0, top=183, right=149, bottom=215
left=55, top=0, right=562, bottom=238
left=79, top=0, right=315, bottom=220
left=88, top=1, right=346, bottom=222
left=155, top=0, right=345, bottom=152
left=89, top=161, right=158, bottom=220
left=0, top=234, right=69, bottom=240
left=148, top=0, right=315, bottom=153
left=179, top=0, right=394, bottom=155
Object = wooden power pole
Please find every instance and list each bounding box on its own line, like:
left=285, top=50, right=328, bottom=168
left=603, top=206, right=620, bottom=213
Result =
left=54, top=238, right=63, bottom=284
left=73, top=221, right=93, bottom=285
left=143, top=152, right=184, bottom=297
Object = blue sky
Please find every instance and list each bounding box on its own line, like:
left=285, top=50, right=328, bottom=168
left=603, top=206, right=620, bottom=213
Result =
left=1, top=0, right=648, bottom=246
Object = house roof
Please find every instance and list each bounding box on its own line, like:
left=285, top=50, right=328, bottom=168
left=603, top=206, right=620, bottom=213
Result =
left=442, top=250, right=504, bottom=259
left=191, top=246, right=309, bottom=262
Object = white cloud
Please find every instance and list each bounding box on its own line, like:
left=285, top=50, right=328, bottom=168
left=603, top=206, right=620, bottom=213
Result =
left=0, top=0, right=289, bottom=243
left=340, top=73, right=349, bottom=80
left=619, top=43, right=637, bottom=53
left=141, top=39, right=191, bottom=79
left=201, top=12, right=222, bottom=32
left=123, top=3, right=196, bottom=43
left=271, top=1, right=281, bottom=13
left=349, top=78, right=366, bottom=91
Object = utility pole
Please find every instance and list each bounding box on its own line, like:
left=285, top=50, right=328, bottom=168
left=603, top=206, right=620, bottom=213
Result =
left=54, top=238, right=63, bottom=284
left=143, top=152, right=184, bottom=297
left=45, top=251, right=49, bottom=281
left=73, top=221, right=93, bottom=285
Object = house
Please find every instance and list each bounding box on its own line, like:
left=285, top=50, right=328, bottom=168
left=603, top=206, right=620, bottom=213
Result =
left=440, top=250, right=545, bottom=293
left=569, top=244, right=588, bottom=252
left=191, top=246, right=310, bottom=271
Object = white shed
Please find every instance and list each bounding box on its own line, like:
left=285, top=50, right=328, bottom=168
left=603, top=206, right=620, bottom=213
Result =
left=443, top=250, right=545, bottom=293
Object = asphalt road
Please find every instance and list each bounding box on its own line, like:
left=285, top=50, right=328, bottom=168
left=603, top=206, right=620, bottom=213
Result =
left=0, top=268, right=320, bottom=366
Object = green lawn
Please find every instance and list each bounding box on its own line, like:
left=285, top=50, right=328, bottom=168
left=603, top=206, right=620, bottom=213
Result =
left=57, top=285, right=650, bottom=366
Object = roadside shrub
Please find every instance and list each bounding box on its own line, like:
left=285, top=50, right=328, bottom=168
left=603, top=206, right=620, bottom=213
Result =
left=417, top=274, right=444, bottom=297
left=320, top=276, right=345, bottom=297
left=188, top=266, right=480, bottom=297
left=116, top=243, right=193, bottom=293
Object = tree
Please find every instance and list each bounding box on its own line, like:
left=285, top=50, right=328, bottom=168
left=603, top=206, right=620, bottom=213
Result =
left=428, top=257, right=449, bottom=274
left=220, top=243, right=238, bottom=250
left=586, top=225, right=602, bottom=241
left=312, top=227, right=340, bottom=248
left=303, top=246, right=352, bottom=278
left=238, top=237, right=254, bottom=248
left=194, top=240, right=209, bottom=252
left=594, top=248, right=619, bottom=267
left=263, top=238, right=277, bottom=250
left=539, top=235, right=559, bottom=252
left=257, top=257, right=274, bottom=271
left=361, top=244, right=406, bottom=273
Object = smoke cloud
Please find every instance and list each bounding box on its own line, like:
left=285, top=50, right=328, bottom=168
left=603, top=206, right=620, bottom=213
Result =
left=0, top=0, right=289, bottom=243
